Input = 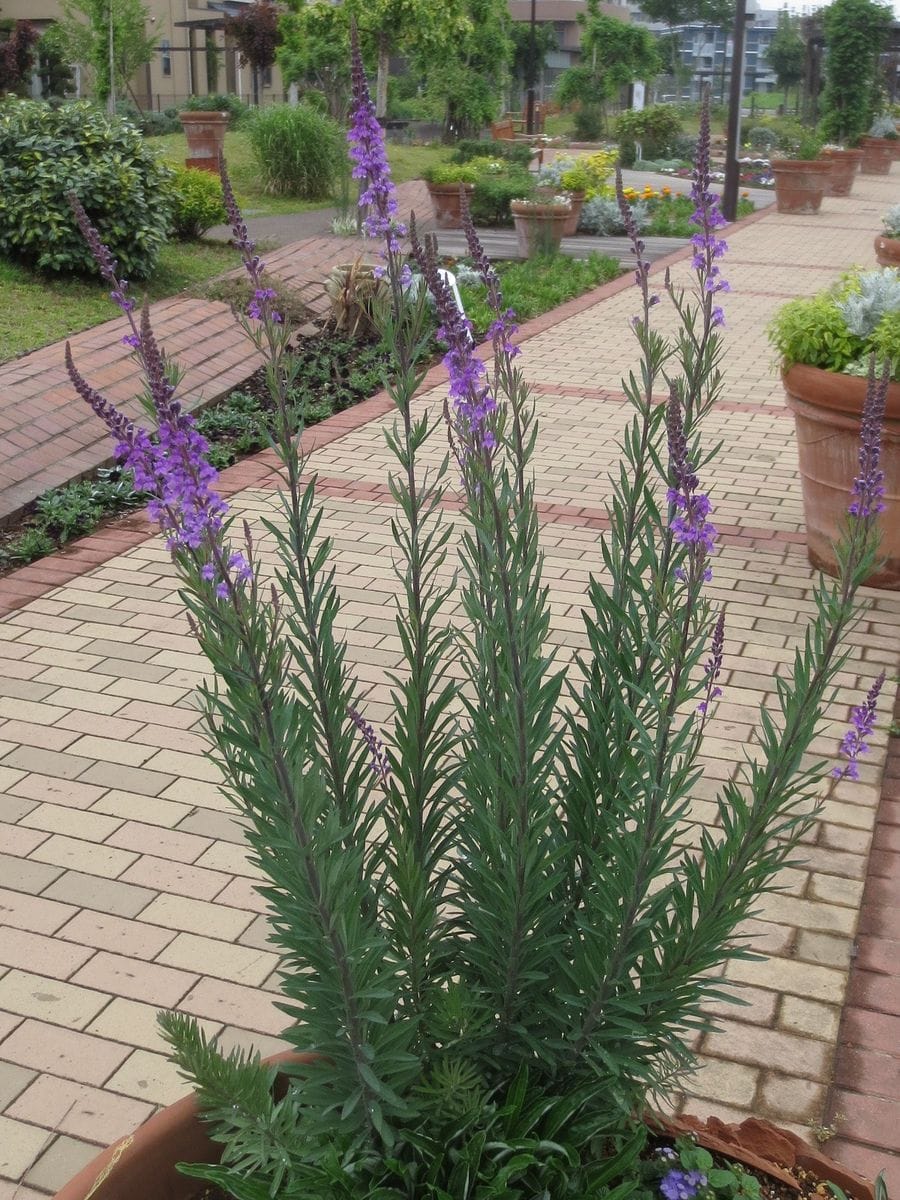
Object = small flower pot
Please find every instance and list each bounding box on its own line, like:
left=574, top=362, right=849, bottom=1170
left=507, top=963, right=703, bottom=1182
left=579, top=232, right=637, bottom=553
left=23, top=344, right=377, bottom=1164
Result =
left=770, top=159, right=832, bottom=215
left=819, top=148, right=863, bottom=196
left=510, top=200, right=570, bottom=257
left=783, top=363, right=900, bottom=588
left=875, top=233, right=900, bottom=267
left=562, top=190, right=586, bottom=236
left=425, top=182, right=475, bottom=229
left=858, top=135, right=896, bottom=175
left=178, top=111, right=228, bottom=173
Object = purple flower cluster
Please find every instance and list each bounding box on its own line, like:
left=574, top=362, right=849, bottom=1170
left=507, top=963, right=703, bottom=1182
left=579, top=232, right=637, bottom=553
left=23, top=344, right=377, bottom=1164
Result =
left=697, top=609, right=725, bottom=715
left=65, top=203, right=250, bottom=599
left=849, top=368, right=888, bottom=519
left=666, top=391, right=718, bottom=570
left=348, top=27, right=406, bottom=254
left=462, top=191, right=520, bottom=360
left=220, top=165, right=283, bottom=325
left=660, top=1169, right=707, bottom=1200
left=349, top=706, right=391, bottom=787
left=409, top=218, right=496, bottom=456
left=689, top=94, right=729, bottom=323
left=833, top=671, right=885, bottom=781
left=248, top=288, right=281, bottom=323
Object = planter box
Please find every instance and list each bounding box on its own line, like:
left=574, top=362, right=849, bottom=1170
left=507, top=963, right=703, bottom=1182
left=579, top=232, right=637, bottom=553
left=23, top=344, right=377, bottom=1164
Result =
left=510, top=200, right=570, bottom=257
left=875, top=233, right=900, bottom=268
left=178, top=111, right=228, bottom=173
left=820, top=149, right=863, bottom=197
left=425, top=182, right=475, bottom=230
left=771, top=159, right=832, bottom=215
left=859, top=136, right=896, bottom=175
left=783, top=363, right=900, bottom=588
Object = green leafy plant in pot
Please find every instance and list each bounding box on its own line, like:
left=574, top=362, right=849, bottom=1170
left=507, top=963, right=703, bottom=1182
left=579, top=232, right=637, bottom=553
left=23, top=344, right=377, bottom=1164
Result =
left=421, top=160, right=483, bottom=229
left=55, top=57, right=889, bottom=1200
left=769, top=266, right=900, bottom=585
left=875, top=204, right=900, bottom=267
left=770, top=129, right=832, bottom=214
left=859, top=113, right=898, bottom=174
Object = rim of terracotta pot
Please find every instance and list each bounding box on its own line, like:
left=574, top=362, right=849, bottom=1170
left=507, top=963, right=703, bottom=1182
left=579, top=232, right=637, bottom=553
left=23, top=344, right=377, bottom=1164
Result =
left=782, top=362, right=900, bottom=419
left=859, top=135, right=898, bottom=146
left=821, top=148, right=864, bottom=160
left=511, top=200, right=571, bottom=215
left=178, top=111, right=229, bottom=121
left=771, top=158, right=833, bottom=173
left=425, top=181, right=475, bottom=192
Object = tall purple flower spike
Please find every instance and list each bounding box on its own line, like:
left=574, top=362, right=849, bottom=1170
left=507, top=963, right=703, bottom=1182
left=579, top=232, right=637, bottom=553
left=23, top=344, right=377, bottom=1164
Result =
left=666, top=387, right=718, bottom=573
left=460, top=190, right=520, bottom=360
left=689, top=92, right=729, bottom=323
left=408, top=217, right=496, bottom=457
left=349, top=706, right=391, bottom=787
left=697, top=609, right=725, bottom=716
left=833, top=671, right=885, bottom=781
left=850, top=365, right=889, bottom=519
left=65, top=201, right=250, bottom=593
left=348, top=26, right=406, bottom=255
left=220, top=164, right=282, bottom=325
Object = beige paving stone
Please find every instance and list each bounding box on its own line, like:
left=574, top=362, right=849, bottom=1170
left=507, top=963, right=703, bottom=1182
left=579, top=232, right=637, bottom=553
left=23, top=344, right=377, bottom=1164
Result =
left=0, top=888, right=76, bottom=936
left=28, top=835, right=137, bottom=881
left=103, top=1048, right=192, bottom=1107
left=0, top=1114, right=54, bottom=1182
left=69, top=951, right=197, bottom=1008
left=9, top=774, right=108, bottom=812
left=41, top=871, right=155, bottom=919
left=179, top=976, right=285, bottom=1035
left=724, top=955, right=848, bottom=1005
left=120, top=855, right=231, bottom=901
left=0, top=721, right=79, bottom=753
left=0, top=1060, right=35, bottom=1109
left=175, top=808, right=245, bottom=844
left=23, top=1134, right=101, bottom=1192
left=682, top=1054, right=760, bottom=1109
left=74, top=761, right=176, bottom=797
left=0, top=928, right=94, bottom=981
left=88, top=789, right=193, bottom=829
left=194, top=841, right=263, bottom=879
left=113, top=699, right=202, bottom=729
left=795, top=930, right=854, bottom=970
left=2, top=827, right=49, bottom=858
left=0, top=1020, right=131, bottom=1085
left=0, top=747, right=94, bottom=782
left=105, top=820, right=211, bottom=864
left=157, top=932, right=279, bottom=987
left=0, top=970, right=110, bottom=1031
left=137, top=893, right=254, bottom=940
left=6, top=1075, right=153, bottom=1147
left=0, top=794, right=36, bottom=824
left=56, top=910, right=177, bottom=961
left=19, top=804, right=123, bottom=843
left=0, top=855, right=64, bottom=897
left=779, top=995, right=842, bottom=1043
left=213, top=1026, right=291, bottom=1060
left=86, top=997, right=220, bottom=1054
left=702, top=1020, right=832, bottom=1082
left=45, top=688, right=129, bottom=716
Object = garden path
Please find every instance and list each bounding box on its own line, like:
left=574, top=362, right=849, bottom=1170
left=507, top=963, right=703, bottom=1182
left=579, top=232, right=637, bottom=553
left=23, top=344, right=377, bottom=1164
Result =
left=0, top=174, right=897, bottom=1197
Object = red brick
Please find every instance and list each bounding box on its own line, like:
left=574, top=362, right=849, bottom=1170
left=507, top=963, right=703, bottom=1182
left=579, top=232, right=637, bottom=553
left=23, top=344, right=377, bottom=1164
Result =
left=841, top=1007, right=900, bottom=1055
left=829, top=1091, right=900, bottom=1153
left=846, top=971, right=900, bottom=1017
left=826, top=1140, right=900, bottom=1192
left=835, top=1047, right=900, bottom=1101
left=855, top=936, right=900, bottom=975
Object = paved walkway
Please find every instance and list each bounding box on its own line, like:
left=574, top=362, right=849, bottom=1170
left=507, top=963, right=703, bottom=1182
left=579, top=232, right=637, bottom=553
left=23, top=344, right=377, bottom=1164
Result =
left=0, top=174, right=898, bottom=1197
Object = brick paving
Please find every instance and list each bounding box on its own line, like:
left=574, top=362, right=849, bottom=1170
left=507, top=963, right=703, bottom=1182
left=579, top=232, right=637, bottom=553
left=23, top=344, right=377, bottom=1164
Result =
left=0, top=173, right=898, bottom=1195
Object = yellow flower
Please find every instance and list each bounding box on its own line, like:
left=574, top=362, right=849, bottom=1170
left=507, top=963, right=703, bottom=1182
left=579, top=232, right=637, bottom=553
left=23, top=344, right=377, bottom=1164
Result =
left=662, top=186, right=671, bottom=196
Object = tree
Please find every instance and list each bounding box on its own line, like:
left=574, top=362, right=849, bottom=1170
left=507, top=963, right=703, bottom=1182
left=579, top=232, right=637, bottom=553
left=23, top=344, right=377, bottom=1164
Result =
left=637, top=0, right=733, bottom=78
left=555, top=0, right=660, bottom=138
left=224, top=0, right=281, bottom=108
left=510, top=20, right=557, bottom=106
left=820, top=0, right=892, bottom=145
left=50, top=0, right=156, bottom=106
left=765, top=10, right=805, bottom=114
left=0, top=17, right=40, bottom=93
left=278, top=0, right=352, bottom=120
left=418, top=0, right=511, bottom=138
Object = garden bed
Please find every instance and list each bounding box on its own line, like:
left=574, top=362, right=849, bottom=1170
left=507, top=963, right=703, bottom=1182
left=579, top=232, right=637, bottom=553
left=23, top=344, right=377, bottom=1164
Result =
left=0, top=250, right=621, bottom=574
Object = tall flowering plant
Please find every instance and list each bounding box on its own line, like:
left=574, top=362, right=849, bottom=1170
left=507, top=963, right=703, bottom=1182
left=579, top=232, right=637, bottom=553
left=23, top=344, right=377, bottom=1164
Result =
left=64, top=64, right=884, bottom=1199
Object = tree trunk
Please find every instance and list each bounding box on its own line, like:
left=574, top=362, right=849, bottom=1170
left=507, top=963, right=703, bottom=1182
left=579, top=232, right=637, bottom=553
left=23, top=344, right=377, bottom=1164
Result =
left=376, top=32, right=389, bottom=119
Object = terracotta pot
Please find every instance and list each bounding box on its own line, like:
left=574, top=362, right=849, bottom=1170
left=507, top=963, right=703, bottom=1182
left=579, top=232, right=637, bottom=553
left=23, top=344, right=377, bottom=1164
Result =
left=562, top=190, right=586, bottom=236
left=783, top=363, right=900, bottom=588
left=858, top=136, right=896, bottom=175
left=819, top=149, right=863, bottom=196
left=52, top=1052, right=314, bottom=1200
left=425, top=181, right=475, bottom=229
left=656, top=1115, right=876, bottom=1200
left=510, top=200, right=570, bottom=257
left=771, top=159, right=832, bottom=215
left=178, top=111, right=228, bottom=173
left=52, top=1058, right=878, bottom=1200
left=874, top=233, right=900, bottom=267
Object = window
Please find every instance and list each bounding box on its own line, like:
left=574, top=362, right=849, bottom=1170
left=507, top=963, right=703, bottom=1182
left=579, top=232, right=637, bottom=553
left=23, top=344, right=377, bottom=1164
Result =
left=161, top=38, right=171, bottom=76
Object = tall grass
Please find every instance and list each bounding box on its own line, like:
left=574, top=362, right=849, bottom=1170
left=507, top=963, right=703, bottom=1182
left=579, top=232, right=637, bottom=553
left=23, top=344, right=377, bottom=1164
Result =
left=246, top=103, right=343, bottom=198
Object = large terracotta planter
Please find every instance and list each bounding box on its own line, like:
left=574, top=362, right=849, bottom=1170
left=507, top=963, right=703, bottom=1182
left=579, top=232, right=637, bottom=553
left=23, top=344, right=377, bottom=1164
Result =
left=820, top=149, right=863, bottom=197
left=562, top=190, right=586, bottom=236
left=771, top=159, right=832, bottom=215
left=52, top=1052, right=313, bottom=1200
left=178, top=111, right=228, bottom=173
left=783, top=363, right=900, bottom=588
left=874, top=233, right=900, bottom=267
left=425, top=182, right=475, bottom=229
left=52, top=1069, right=879, bottom=1200
left=858, top=136, right=896, bottom=175
left=510, top=200, right=570, bottom=257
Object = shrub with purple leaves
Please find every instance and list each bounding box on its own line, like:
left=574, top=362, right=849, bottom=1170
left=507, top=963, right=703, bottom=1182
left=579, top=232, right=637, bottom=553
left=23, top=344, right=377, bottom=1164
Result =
left=66, top=60, right=886, bottom=1200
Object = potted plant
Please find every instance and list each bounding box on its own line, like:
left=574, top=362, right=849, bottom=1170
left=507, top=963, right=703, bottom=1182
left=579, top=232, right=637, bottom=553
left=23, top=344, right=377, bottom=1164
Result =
left=818, top=143, right=864, bottom=196
left=858, top=113, right=898, bottom=174
left=55, top=60, right=889, bottom=1200
left=875, top=204, right=900, bottom=267
left=768, top=267, right=900, bottom=586
left=178, top=110, right=229, bottom=173
left=770, top=130, right=832, bottom=214
left=421, top=161, right=482, bottom=228
left=510, top=192, right=572, bottom=255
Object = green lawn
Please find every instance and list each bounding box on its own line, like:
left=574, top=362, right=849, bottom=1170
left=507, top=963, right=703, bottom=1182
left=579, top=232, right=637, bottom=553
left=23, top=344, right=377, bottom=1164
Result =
left=0, top=240, right=236, bottom=364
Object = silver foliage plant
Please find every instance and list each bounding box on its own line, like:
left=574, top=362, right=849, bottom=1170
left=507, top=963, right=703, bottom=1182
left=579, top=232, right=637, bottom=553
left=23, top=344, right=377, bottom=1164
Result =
left=65, top=52, right=887, bottom=1200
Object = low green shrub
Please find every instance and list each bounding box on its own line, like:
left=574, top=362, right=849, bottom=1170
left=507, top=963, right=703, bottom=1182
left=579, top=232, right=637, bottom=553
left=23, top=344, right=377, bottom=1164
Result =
left=573, top=102, right=604, bottom=142
left=422, top=161, right=482, bottom=185
left=116, top=101, right=182, bottom=137
left=469, top=168, right=535, bottom=227
left=615, top=105, right=683, bottom=166
left=246, top=103, right=343, bottom=198
left=452, top=138, right=534, bottom=169
left=181, top=93, right=250, bottom=129
left=170, top=167, right=227, bottom=239
left=0, top=99, right=172, bottom=278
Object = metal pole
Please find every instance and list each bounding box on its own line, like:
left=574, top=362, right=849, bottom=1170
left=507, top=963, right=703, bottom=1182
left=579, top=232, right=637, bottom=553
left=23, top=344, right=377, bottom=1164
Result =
left=721, top=0, right=748, bottom=222
left=525, top=0, right=537, bottom=135
left=107, top=0, right=116, bottom=115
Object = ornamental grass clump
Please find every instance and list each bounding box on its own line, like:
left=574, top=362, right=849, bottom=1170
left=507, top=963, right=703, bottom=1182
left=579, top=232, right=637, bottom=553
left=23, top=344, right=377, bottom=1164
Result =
left=65, top=59, right=886, bottom=1200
